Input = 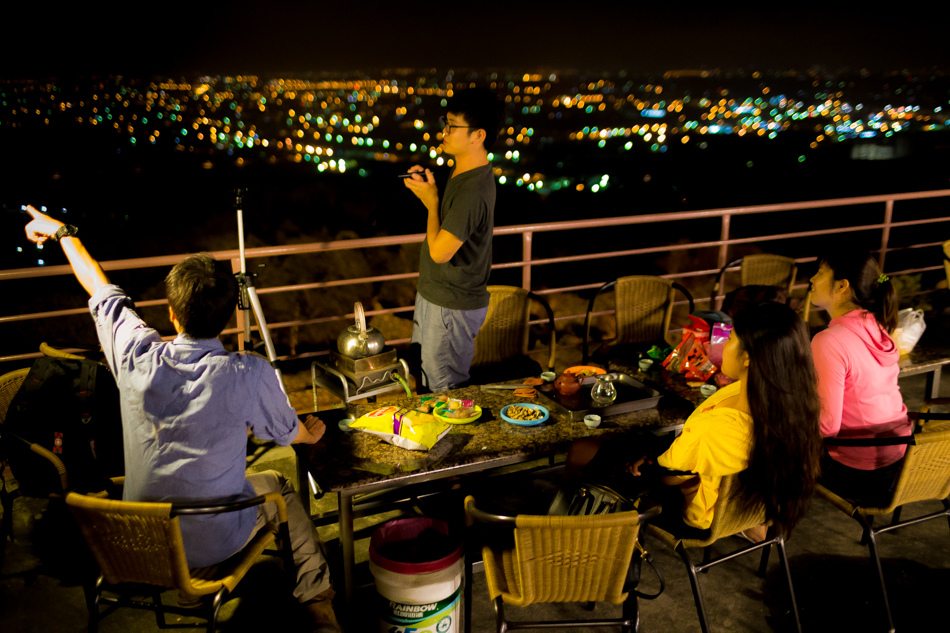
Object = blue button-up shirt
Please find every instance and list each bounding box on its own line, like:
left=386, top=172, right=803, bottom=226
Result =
left=90, top=285, right=298, bottom=567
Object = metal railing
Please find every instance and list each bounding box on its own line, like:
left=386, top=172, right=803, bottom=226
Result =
left=3, top=189, right=949, bottom=367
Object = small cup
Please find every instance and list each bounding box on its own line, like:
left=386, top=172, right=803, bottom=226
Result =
left=584, top=414, right=602, bottom=429
left=540, top=371, right=557, bottom=382
left=699, top=384, right=718, bottom=398
left=338, top=418, right=355, bottom=432
left=638, top=358, right=654, bottom=372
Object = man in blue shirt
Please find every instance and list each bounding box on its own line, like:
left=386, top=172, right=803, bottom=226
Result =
left=24, top=207, right=340, bottom=632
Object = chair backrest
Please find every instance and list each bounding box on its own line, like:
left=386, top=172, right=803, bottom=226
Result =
left=472, top=286, right=531, bottom=367
left=615, top=275, right=676, bottom=345
left=740, top=254, right=797, bottom=293
left=887, top=426, right=950, bottom=509
left=66, top=493, right=193, bottom=591
left=499, top=510, right=642, bottom=605
left=703, top=474, right=767, bottom=542
left=711, top=254, right=798, bottom=311
left=0, top=368, right=30, bottom=425
left=664, top=474, right=768, bottom=549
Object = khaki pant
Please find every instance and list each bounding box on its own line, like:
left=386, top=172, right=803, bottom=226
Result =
left=246, top=470, right=331, bottom=602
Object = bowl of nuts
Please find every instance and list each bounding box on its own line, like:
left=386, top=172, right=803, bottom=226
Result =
left=500, top=403, right=549, bottom=427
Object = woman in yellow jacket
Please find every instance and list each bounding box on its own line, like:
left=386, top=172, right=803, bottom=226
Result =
left=569, top=301, right=823, bottom=539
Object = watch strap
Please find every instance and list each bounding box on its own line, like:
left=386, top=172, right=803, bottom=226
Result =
left=53, top=224, right=79, bottom=241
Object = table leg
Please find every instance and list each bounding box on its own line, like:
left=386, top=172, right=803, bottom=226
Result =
left=296, top=454, right=310, bottom=514
left=339, top=490, right=356, bottom=605
left=927, top=366, right=942, bottom=400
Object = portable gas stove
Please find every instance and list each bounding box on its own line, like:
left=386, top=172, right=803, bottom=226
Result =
left=311, top=347, right=410, bottom=410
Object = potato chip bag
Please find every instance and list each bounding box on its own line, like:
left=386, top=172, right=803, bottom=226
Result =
left=349, top=406, right=451, bottom=451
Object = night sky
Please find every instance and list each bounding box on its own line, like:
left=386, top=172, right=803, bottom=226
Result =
left=3, top=3, right=947, bottom=77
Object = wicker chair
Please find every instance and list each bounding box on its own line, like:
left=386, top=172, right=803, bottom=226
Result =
left=463, top=495, right=659, bottom=633
left=0, top=368, right=31, bottom=426
left=582, top=276, right=694, bottom=365
left=2, top=369, right=71, bottom=481
left=469, top=286, right=556, bottom=384
left=1, top=366, right=70, bottom=493
left=816, top=419, right=950, bottom=633
left=66, top=487, right=294, bottom=633
left=646, top=474, right=802, bottom=633
left=709, top=254, right=798, bottom=311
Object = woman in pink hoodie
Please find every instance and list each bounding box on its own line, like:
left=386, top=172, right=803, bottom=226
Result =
left=810, top=251, right=911, bottom=505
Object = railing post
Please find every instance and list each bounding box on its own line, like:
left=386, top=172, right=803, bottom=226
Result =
left=879, top=198, right=894, bottom=271
left=522, top=230, right=533, bottom=290
left=231, top=257, right=247, bottom=351
left=718, top=214, right=732, bottom=271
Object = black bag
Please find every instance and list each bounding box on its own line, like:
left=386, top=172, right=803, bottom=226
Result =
left=548, top=481, right=665, bottom=600
left=547, top=482, right=636, bottom=516
left=3, top=356, right=124, bottom=495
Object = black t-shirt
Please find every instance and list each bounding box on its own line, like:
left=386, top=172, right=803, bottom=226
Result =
left=417, top=164, right=495, bottom=310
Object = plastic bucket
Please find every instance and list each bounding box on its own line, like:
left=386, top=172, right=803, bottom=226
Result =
left=369, top=517, right=464, bottom=633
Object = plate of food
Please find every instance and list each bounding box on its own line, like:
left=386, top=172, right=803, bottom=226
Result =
left=565, top=365, right=607, bottom=378
left=434, top=404, right=483, bottom=424
left=500, top=403, right=549, bottom=427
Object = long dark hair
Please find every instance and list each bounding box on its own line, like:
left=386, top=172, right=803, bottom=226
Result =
left=734, top=302, right=822, bottom=535
left=820, top=251, right=898, bottom=334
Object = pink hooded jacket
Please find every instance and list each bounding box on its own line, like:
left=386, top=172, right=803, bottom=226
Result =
left=812, top=309, right=910, bottom=470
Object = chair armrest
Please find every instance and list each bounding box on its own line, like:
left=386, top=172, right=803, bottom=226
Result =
left=464, top=495, right=517, bottom=526
left=637, top=505, right=662, bottom=523
left=823, top=435, right=916, bottom=447
left=583, top=281, right=617, bottom=365
left=709, top=257, right=743, bottom=310
left=639, top=462, right=695, bottom=478
left=171, top=491, right=288, bottom=523
left=671, top=282, right=695, bottom=315
left=4, top=431, right=69, bottom=493
left=527, top=291, right=557, bottom=371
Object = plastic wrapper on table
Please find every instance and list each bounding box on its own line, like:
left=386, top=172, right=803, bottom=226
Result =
left=894, top=308, right=926, bottom=355
left=349, top=406, right=451, bottom=451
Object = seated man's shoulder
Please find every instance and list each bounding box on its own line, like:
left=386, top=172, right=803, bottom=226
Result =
left=230, top=350, right=275, bottom=373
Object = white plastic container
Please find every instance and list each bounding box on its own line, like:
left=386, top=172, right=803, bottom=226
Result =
left=369, top=517, right=464, bottom=633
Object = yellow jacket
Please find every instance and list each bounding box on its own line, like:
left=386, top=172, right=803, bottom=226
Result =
left=656, top=381, right=753, bottom=529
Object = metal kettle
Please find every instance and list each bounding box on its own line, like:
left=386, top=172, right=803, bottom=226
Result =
left=336, top=302, right=386, bottom=359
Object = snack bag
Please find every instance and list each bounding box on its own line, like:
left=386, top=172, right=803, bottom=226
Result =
left=662, top=334, right=695, bottom=374
left=707, top=323, right=733, bottom=368
left=349, top=406, right=451, bottom=451
left=683, top=314, right=710, bottom=344
left=415, top=395, right=449, bottom=414
left=683, top=344, right=717, bottom=382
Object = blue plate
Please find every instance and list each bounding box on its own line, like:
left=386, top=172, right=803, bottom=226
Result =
left=500, top=403, right=549, bottom=426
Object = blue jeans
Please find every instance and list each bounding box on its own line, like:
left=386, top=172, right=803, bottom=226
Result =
left=411, top=292, right=487, bottom=392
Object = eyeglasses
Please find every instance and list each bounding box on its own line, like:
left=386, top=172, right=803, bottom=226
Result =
left=439, top=115, right=473, bottom=134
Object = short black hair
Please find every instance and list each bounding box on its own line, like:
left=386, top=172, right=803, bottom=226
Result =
left=165, top=254, right=237, bottom=339
left=446, top=88, right=503, bottom=151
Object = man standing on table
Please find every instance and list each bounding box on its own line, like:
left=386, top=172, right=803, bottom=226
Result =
left=23, top=207, right=341, bottom=632
left=403, top=88, right=502, bottom=391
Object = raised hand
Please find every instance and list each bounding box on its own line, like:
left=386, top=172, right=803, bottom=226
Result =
left=23, top=205, right=65, bottom=244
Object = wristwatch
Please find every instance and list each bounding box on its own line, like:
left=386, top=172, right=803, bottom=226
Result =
left=52, top=224, right=79, bottom=241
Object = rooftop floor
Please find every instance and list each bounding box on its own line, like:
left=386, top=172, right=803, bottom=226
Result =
left=2, top=342, right=949, bottom=633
